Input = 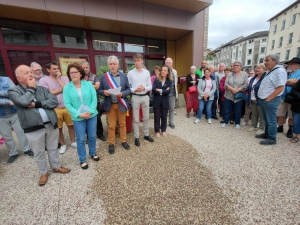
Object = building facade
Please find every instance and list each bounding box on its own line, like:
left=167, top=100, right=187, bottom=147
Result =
left=211, top=31, right=268, bottom=71
left=267, top=0, right=300, bottom=63
left=0, top=0, right=212, bottom=82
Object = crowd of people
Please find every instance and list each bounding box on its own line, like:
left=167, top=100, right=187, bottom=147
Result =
left=0, top=53, right=299, bottom=186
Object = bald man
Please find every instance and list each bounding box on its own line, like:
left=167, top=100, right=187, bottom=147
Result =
left=165, top=57, right=178, bottom=129
left=8, top=65, right=70, bottom=186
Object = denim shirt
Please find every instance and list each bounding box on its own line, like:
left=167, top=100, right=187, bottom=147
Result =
left=0, top=76, right=17, bottom=117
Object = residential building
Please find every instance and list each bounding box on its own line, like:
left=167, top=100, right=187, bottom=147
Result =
left=0, top=0, right=212, bottom=83
left=211, top=31, right=268, bottom=70
left=267, top=0, right=300, bottom=62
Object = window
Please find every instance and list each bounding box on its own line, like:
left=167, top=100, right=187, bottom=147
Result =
left=291, top=14, right=297, bottom=25
left=274, top=25, right=277, bottom=34
left=279, top=37, right=283, bottom=47
left=247, top=60, right=251, bottom=65
left=7, top=51, right=51, bottom=78
left=259, top=58, right=264, bottom=63
left=51, top=26, right=87, bottom=49
left=261, top=47, right=266, bottom=53
left=0, top=52, right=6, bottom=76
left=147, top=39, right=166, bottom=55
left=95, top=55, right=123, bottom=74
left=288, top=33, right=293, bottom=44
left=0, top=19, right=48, bottom=46
left=296, top=47, right=300, bottom=58
left=248, top=49, right=252, bottom=54
left=92, top=32, right=122, bottom=52
left=262, top=38, right=267, bottom=42
left=124, top=36, right=145, bottom=53
left=271, top=40, right=275, bottom=49
left=285, top=50, right=290, bottom=60
left=281, top=20, right=286, bottom=30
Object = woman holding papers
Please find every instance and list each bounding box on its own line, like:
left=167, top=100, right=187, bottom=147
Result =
left=152, top=65, right=172, bottom=137
left=63, top=62, right=99, bottom=169
left=98, top=55, right=131, bottom=154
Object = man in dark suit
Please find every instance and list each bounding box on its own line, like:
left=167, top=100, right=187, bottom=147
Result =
left=152, top=65, right=172, bottom=137
left=98, top=56, right=131, bottom=154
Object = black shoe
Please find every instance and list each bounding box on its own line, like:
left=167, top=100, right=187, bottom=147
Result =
left=212, top=116, right=218, bottom=120
left=255, top=133, right=268, bottom=139
left=122, top=142, right=130, bottom=150
left=277, top=126, right=283, bottom=133
left=169, top=123, right=175, bottom=129
left=220, top=120, right=224, bottom=123
left=230, top=121, right=234, bottom=124
left=91, top=155, right=100, bottom=161
left=24, top=150, right=34, bottom=157
left=260, top=139, right=277, bottom=145
left=135, top=138, right=140, bottom=147
left=98, top=135, right=107, bottom=141
left=58, top=143, right=61, bottom=148
left=108, top=145, right=115, bottom=154
left=7, top=154, right=19, bottom=164
left=144, top=136, right=154, bottom=142
left=287, top=129, right=294, bottom=138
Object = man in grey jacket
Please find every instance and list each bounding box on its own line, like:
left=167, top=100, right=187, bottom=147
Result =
left=8, top=65, right=70, bottom=186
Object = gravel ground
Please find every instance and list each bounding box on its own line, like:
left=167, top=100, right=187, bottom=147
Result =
left=0, top=107, right=299, bottom=224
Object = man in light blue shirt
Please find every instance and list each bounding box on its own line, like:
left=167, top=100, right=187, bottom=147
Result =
left=276, top=57, right=300, bottom=138
left=256, top=54, right=287, bottom=145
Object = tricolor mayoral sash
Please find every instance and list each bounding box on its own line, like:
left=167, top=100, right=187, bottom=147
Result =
left=104, top=71, right=128, bottom=111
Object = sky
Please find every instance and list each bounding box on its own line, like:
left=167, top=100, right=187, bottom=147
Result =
left=207, top=0, right=296, bottom=50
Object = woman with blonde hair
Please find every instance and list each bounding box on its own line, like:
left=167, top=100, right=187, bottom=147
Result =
left=152, top=65, right=172, bottom=137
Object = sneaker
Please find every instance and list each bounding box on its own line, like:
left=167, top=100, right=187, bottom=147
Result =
left=236, top=124, right=240, bottom=129
left=260, top=139, right=277, bottom=145
left=194, top=119, right=200, bottom=124
left=24, top=150, right=34, bottom=157
left=208, top=119, right=212, bottom=124
left=221, top=123, right=227, bottom=128
left=7, top=154, right=19, bottom=164
left=169, top=123, right=175, bottom=129
left=241, top=121, right=247, bottom=126
left=255, top=129, right=265, bottom=135
left=59, top=145, right=66, bottom=154
left=287, top=128, right=294, bottom=138
left=71, top=142, right=77, bottom=148
left=247, top=127, right=258, bottom=132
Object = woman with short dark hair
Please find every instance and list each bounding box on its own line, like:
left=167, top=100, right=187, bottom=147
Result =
left=63, top=62, right=99, bottom=169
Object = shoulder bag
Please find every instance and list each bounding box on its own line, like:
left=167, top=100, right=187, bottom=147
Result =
left=232, top=73, right=245, bottom=99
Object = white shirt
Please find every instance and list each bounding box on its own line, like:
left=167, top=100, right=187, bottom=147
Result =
left=127, top=68, right=152, bottom=94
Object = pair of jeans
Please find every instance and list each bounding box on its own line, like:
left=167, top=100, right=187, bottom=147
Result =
left=224, top=98, right=243, bottom=125
left=259, top=96, right=281, bottom=141
left=73, top=115, right=97, bottom=163
left=197, top=99, right=213, bottom=119
left=292, top=112, right=300, bottom=134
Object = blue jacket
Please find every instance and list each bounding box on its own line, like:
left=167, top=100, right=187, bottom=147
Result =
left=63, top=80, right=98, bottom=121
left=247, top=72, right=266, bottom=106
left=98, top=72, right=131, bottom=113
left=0, top=76, right=17, bottom=117
left=152, top=78, right=171, bottom=109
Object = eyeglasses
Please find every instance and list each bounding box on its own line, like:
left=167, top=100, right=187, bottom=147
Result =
left=69, top=71, right=79, bottom=75
left=233, top=65, right=240, bottom=67
left=33, top=69, right=42, bottom=72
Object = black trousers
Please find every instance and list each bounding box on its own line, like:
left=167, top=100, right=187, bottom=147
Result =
left=211, top=96, right=218, bottom=117
left=153, top=106, right=168, bottom=133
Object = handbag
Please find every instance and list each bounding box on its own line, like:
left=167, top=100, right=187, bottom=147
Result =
left=232, top=73, right=245, bottom=99
left=188, top=85, right=197, bottom=93
left=284, top=93, right=294, bottom=104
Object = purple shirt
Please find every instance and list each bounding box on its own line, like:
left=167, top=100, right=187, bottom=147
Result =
left=39, top=76, right=69, bottom=108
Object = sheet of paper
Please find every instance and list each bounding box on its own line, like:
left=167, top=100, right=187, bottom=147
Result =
left=108, top=86, right=122, bottom=95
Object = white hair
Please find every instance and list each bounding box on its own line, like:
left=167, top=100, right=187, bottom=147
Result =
left=266, top=54, right=279, bottom=64
left=30, top=62, right=41, bottom=68
left=81, top=61, right=90, bottom=66
left=107, top=55, right=119, bottom=65
left=190, top=65, right=196, bottom=70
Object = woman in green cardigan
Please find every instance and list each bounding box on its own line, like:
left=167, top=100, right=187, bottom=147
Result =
left=63, top=62, right=99, bottom=169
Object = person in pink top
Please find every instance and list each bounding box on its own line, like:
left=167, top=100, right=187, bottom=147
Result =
left=39, top=61, right=76, bottom=154
left=151, top=66, right=160, bottom=86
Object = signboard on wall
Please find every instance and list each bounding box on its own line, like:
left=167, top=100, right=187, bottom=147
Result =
left=59, top=58, right=87, bottom=76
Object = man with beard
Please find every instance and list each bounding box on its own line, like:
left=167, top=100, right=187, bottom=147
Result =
left=39, top=61, right=76, bottom=154
left=30, top=62, right=46, bottom=85
left=195, top=60, right=207, bottom=78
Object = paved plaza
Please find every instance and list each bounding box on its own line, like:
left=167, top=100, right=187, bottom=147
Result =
left=0, top=107, right=299, bottom=224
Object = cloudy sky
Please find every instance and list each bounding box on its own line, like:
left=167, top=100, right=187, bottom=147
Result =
left=208, top=0, right=296, bottom=50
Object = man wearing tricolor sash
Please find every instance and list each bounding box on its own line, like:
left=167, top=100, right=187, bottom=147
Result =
left=98, top=56, right=131, bottom=154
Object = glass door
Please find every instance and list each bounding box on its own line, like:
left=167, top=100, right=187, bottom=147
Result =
left=145, top=59, right=164, bottom=74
